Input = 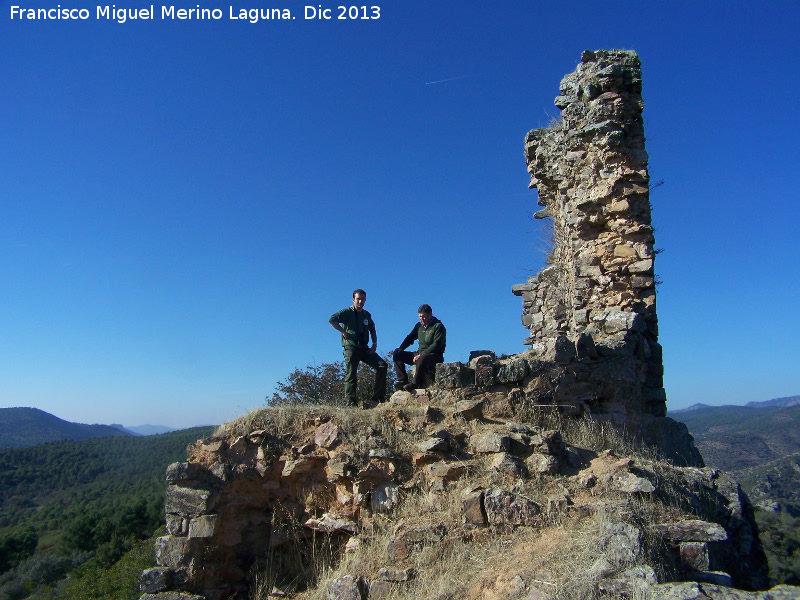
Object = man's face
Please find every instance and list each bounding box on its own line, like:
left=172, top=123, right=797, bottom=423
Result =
left=419, top=312, right=432, bottom=327
left=352, top=293, right=366, bottom=311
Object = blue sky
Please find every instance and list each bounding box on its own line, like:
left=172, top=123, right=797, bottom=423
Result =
left=2, top=1, right=798, bottom=428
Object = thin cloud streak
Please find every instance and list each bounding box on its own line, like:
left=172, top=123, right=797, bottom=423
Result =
left=425, top=75, right=473, bottom=85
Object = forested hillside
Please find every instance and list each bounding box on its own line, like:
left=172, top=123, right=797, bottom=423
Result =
left=740, top=452, right=800, bottom=585
left=670, top=403, right=800, bottom=585
left=0, top=425, right=215, bottom=599
left=669, top=404, right=800, bottom=477
left=0, top=407, right=131, bottom=449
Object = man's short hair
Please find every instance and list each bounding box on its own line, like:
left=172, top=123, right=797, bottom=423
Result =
left=418, top=304, right=432, bottom=315
left=353, top=289, right=367, bottom=298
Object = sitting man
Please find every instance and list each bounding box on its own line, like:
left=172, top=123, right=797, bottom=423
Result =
left=392, top=304, right=446, bottom=392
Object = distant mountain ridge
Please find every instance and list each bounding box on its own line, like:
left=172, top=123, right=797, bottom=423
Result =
left=0, top=407, right=132, bottom=448
left=670, top=396, right=800, bottom=414
left=125, top=424, right=176, bottom=435
left=670, top=402, right=718, bottom=413
left=108, top=424, right=176, bottom=436
left=110, top=423, right=142, bottom=436
left=668, top=401, right=800, bottom=477
left=746, top=395, right=800, bottom=408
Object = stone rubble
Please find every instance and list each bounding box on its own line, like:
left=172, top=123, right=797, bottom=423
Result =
left=137, top=392, right=778, bottom=600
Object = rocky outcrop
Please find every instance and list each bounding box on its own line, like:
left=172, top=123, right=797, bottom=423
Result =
left=649, top=583, right=800, bottom=600
left=137, top=393, right=776, bottom=600
left=433, top=350, right=702, bottom=467
left=514, top=49, right=667, bottom=425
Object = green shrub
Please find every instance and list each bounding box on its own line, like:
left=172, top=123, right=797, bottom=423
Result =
left=0, top=528, right=38, bottom=574
left=756, top=508, right=800, bottom=585
left=60, top=536, right=156, bottom=600
left=268, top=357, right=396, bottom=407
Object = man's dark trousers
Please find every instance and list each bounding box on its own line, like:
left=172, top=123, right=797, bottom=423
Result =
left=344, top=347, right=387, bottom=405
left=393, top=351, right=443, bottom=389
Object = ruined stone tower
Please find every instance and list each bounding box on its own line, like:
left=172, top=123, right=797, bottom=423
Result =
left=137, top=50, right=715, bottom=600
left=513, top=50, right=666, bottom=421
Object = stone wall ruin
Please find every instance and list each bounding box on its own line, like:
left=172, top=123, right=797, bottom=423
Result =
left=513, top=49, right=667, bottom=422
left=137, top=50, right=719, bottom=600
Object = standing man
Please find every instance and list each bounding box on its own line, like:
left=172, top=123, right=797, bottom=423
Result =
left=392, top=304, right=446, bottom=392
left=329, top=289, right=388, bottom=407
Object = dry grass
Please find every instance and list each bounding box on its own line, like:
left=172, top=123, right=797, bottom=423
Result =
left=245, top=498, right=360, bottom=598
left=248, top=473, right=677, bottom=600
left=216, top=403, right=432, bottom=456
left=283, top=488, right=672, bottom=600
left=223, top=403, right=690, bottom=600
left=292, top=483, right=508, bottom=600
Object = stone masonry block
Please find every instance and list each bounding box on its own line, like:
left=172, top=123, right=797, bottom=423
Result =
left=496, top=358, right=529, bottom=384
left=471, top=432, right=510, bottom=454
left=139, top=567, right=173, bottom=594
left=435, top=362, right=470, bottom=388
left=473, top=355, right=495, bottom=388
left=188, top=514, right=218, bottom=539
left=154, top=536, right=194, bottom=570
left=679, top=542, right=710, bottom=572
left=165, top=486, right=214, bottom=518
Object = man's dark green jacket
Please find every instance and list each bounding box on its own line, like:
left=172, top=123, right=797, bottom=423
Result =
left=329, top=306, right=376, bottom=349
left=399, top=318, right=446, bottom=355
